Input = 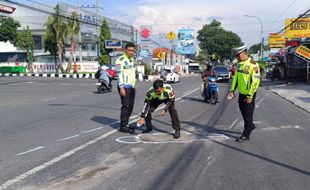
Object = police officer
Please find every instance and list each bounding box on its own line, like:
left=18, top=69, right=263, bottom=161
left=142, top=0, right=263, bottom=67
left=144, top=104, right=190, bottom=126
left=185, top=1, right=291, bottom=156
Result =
left=228, top=45, right=260, bottom=142
left=137, top=80, right=181, bottom=139
left=116, top=42, right=137, bottom=133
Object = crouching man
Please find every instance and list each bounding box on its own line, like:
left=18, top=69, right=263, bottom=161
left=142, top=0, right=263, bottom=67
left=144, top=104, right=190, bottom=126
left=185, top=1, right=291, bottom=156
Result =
left=137, top=80, right=181, bottom=139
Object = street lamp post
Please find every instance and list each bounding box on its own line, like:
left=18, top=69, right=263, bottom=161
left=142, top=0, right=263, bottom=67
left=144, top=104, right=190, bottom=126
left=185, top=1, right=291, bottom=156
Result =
left=245, top=15, right=263, bottom=61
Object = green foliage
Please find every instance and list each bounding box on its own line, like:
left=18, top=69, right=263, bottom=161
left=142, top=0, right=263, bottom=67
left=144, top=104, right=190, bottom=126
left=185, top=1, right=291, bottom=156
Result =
left=44, top=16, right=57, bottom=56
left=16, top=26, right=34, bottom=63
left=0, top=17, right=21, bottom=44
left=197, top=20, right=243, bottom=61
left=249, top=43, right=270, bottom=54
left=99, top=19, right=112, bottom=65
left=44, top=4, right=68, bottom=72
left=197, top=50, right=209, bottom=63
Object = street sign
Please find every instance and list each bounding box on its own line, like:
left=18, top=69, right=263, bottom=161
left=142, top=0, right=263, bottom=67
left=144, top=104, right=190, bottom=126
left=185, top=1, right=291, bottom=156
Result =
left=285, top=18, right=310, bottom=38
left=167, top=31, right=176, bottom=41
left=0, top=4, right=16, bottom=14
left=105, top=40, right=122, bottom=49
left=157, top=52, right=165, bottom=60
left=140, top=25, right=152, bottom=39
left=269, top=33, right=285, bottom=48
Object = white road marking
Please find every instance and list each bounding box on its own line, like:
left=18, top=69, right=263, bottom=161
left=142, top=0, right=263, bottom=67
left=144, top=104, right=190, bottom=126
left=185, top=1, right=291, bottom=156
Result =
left=8, top=82, right=34, bottom=86
left=0, top=130, right=116, bottom=190
left=56, top=134, right=80, bottom=142
left=81, top=127, right=103, bottom=134
left=228, top=119, right=239, bottom=129
left=17, top=146, right=45, bottom=156
left=180, top=100, right=185, bottom=103
left=42, top=98, right=56, bottom=101
left=0, top=87, right=200, bottom=189
left=255, top=97, right=266, bottom=108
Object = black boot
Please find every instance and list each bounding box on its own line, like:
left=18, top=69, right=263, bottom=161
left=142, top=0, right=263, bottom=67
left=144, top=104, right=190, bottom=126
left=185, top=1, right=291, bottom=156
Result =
left=119, top=125, right=134, bottom=133
left=235, top=135, right=250, bottom=142
left=173, top=130, right=181, bottom=139
left=142, top=125, right=152, bottom=133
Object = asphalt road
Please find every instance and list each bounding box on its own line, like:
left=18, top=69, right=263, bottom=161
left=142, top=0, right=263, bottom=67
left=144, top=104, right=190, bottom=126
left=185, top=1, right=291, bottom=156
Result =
left=0, top=76, right=309, bottom=190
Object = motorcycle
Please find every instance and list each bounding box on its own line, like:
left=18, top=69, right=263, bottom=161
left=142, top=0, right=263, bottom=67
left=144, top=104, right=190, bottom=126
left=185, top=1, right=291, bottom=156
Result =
left=204, top=77, right=218, bottom=104
left=96, top=78, right=112, bottom=94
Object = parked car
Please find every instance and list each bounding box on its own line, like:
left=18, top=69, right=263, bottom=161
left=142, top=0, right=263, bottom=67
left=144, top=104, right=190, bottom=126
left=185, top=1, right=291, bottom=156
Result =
left=212, top=66, right=230, bottom=82
left=164, top=69, right=180, bottom=83
left=106, top=64, right=117, bottom=80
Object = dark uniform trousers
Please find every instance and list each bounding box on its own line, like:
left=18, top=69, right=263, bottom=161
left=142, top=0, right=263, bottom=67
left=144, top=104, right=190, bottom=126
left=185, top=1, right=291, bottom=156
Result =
left=238, top=93, right=256, bottom=137
left=119, top=88, right=135, bottom=127
left=145, top=99, right=181, bottom=131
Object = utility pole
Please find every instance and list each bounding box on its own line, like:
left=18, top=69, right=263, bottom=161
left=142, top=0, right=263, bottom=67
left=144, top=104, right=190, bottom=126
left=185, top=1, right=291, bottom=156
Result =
left=96, top=0, right=100, bottom=59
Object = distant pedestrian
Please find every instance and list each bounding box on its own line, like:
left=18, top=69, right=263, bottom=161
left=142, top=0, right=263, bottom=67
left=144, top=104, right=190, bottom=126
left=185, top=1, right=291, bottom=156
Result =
left=228, top=45, right=260, bottom=142
left=116, top=42, right=137, bottom=133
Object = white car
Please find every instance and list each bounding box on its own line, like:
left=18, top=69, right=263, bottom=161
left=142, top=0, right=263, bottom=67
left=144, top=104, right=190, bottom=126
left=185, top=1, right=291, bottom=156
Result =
left=164, top=69, right=180, bottom=83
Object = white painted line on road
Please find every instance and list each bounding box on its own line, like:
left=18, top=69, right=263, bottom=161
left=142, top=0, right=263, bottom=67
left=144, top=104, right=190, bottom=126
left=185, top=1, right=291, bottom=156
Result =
left=0, top=130, right=117, bottom=190
left=228, top=119, right=239, bottom=129
left=0, top=87, right=200, bottom=190
left=17, top=146, right=45, bottom=156
left=81, top=127, right=103, bottom=134
left=8, top=82, right=34, bottom=86
left=261, top=127, right=278, bottom=131
left=129, top=115, right=140, bottom=120
left=255, top=97, right=266, bottom=108
left=42, top=98, right=56, bottom=101
left=294, top=125, right=301, bottom=129
left=66, top=94, right=78, bottom=97
left=56, top=134, right=80, bottom=142
left=180, top=100, right=185, bottom=103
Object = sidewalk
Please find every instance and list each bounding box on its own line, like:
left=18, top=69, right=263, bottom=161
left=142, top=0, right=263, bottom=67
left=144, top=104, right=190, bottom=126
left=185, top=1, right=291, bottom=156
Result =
left=266, top=81, right=310, bottom=113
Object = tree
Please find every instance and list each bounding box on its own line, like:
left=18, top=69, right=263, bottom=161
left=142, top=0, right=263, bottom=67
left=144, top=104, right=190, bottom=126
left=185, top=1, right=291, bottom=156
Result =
left=67, top=11, right=80, bottom=73
left=197, top=20, right=243, bottom=61
left=44, top=4, right=68, bottom=73
left=99, top=19, right=112, bottom=65
left=249, top=43, right=270, bottom=54
left=16, top=26, right=35, bottom=72
left=0, top=17, right=20, bottom=44
left=44, top=16, right=57, bottom=65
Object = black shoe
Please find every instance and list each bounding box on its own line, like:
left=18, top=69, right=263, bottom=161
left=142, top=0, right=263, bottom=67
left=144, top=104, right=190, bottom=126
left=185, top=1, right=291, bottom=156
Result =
left=173, top=130, right=181, bottom=139
left=119, top=125, right=134, bottom=133
left=236, top=135, right=250, bottom=142
left=142, top=126, right=152, bottom=133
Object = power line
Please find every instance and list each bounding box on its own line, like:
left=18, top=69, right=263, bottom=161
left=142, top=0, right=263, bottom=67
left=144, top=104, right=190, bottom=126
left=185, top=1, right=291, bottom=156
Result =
left=267, top=0, right=298, bottom=30
left=276, top=7, right=310, bottom=34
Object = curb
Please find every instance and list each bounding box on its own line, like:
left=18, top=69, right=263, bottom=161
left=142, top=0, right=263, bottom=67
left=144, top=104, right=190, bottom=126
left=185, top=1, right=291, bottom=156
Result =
left=0, top=73, right=96, bottom=79
left=270, top=91, right=310, bottom=114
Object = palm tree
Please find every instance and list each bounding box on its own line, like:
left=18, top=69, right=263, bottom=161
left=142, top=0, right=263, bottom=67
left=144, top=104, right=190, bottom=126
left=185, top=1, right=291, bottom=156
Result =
left=53, top=4, right=68, bottom=73
left=67, top=11, right=80, bottom=73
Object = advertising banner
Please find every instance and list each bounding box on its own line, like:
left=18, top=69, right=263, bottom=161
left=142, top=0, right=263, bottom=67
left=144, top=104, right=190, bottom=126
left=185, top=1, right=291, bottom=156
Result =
left=285, top=18, right=310, bottom=38
left=295, top=45, right=310, bottom=61
left=105, top=40, right=122, bottom=49
left=269, top=33, right=285, bottom=48
left=177, top=29, right=196, bottom=55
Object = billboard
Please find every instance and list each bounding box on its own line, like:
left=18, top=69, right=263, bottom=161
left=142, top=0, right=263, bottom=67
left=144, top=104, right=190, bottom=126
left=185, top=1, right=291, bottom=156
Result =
left=105, top=40, right=122, bottom=49
left=285, top=18, right=310, bottom=39
left=177, top=29, right=196, bottom=55
left=269, top=33, right=285, bottom=48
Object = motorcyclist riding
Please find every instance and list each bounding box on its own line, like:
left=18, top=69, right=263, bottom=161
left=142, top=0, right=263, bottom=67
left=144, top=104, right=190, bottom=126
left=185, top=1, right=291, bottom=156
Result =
left=99, top=65, right=112, bottom=90
left=201, top=63, right=216, bottom=97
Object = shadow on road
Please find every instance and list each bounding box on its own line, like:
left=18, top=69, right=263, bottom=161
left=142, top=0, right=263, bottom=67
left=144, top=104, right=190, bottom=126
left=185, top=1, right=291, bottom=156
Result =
left=49, top=103, right=120, bottom=111
left=91, top=116, right=119, bottom=129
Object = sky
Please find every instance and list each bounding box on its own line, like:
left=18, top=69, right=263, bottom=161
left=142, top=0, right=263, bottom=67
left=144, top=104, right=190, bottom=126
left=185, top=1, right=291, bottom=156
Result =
left=14, top=0, right=310, bottom=47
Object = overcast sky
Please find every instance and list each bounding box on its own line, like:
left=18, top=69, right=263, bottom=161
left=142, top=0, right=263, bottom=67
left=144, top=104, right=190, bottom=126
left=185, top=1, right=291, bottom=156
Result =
left=15, top=0, right=310, bottom=46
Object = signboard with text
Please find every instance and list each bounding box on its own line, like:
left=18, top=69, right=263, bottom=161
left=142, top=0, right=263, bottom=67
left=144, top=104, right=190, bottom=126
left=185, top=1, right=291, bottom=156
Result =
left=0, top=4, right=16, bottom=14
left=295, top=45, right=310, bottom=61
left=269, top=33, right=285, bottom=48
left=105, top=40, right=122, bottom=49
left=285, top=18, right=310, bottom=39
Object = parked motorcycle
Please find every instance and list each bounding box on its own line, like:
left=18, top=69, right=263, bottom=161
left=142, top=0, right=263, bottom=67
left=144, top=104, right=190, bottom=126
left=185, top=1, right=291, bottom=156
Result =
left=204, top=77, right=218, bottom=104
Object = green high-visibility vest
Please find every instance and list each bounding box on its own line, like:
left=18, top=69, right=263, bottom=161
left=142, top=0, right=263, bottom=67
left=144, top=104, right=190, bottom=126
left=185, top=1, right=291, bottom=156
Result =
left=230, top=58, right=260, bottom=98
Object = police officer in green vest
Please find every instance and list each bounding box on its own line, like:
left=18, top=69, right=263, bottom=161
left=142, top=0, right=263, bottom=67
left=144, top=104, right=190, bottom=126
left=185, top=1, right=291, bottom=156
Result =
left=116, top=42, right=137, bottom=133
left=228, top=45, right=260, bottom=142
left=137, top=80, right=181, bottom=139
